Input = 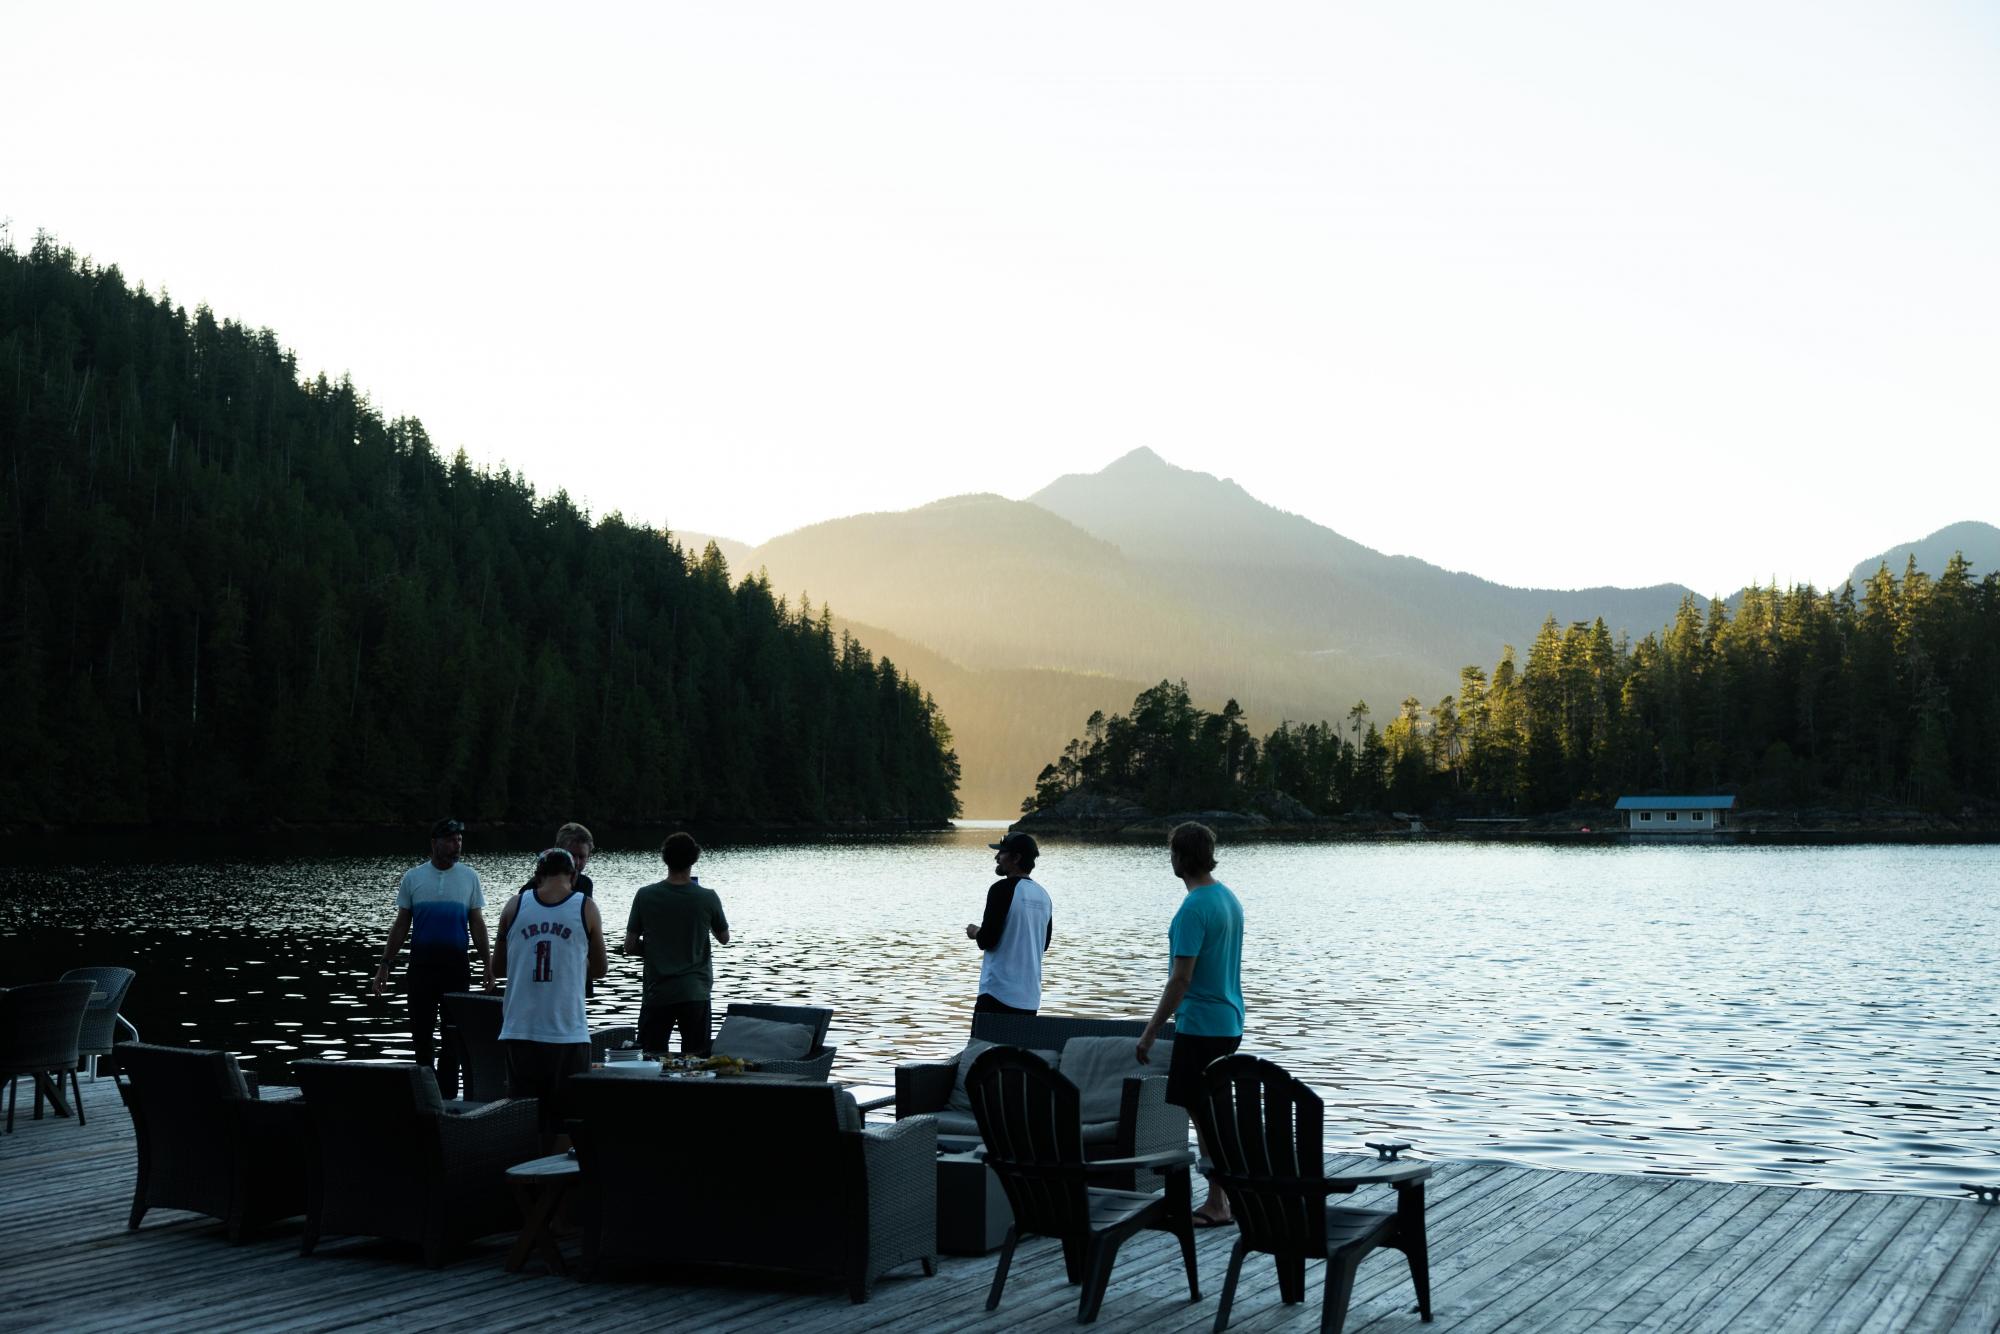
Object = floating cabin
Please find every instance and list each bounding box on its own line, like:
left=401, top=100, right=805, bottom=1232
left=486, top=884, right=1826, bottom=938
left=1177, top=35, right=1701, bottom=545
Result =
left=1614, top=794, right=1736, bottom=832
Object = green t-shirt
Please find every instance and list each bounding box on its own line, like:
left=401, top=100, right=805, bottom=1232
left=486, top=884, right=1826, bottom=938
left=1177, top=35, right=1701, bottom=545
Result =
left=626, top=878, right=729, bottom=1004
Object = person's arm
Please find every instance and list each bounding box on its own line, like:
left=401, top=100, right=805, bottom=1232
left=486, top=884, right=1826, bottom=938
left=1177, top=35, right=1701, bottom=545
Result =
left=1045, top=915, right=1053, bottom=953
left=371, top=908, right=412, bottom=996
left=1137, top=956, right=1199, bottom=1063
left=467, top=907, right=491, bottom=977
left=490, top=894, right=521, bottom=985
left=710, top=894, right=730, bottom=946
left=583, top=900, right=610, bottom=980
left=622, top=896, right=642, bottom=955
left=967, top=879, right=1016, bottom=949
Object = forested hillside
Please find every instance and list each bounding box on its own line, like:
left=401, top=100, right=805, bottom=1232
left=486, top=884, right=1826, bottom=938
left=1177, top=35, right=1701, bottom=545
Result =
left=0, top=235, right=960, bottom=828
left=1027, top=568, right=2000, bottom=818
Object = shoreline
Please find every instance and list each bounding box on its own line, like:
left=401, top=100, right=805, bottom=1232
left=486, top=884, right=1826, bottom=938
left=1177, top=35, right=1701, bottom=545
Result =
left=1006, top=825, right=2000, bottom=845
left=1009, top=806, right=2000, bottom=844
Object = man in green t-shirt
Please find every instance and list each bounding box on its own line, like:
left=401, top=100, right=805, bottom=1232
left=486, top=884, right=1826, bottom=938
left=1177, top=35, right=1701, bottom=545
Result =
left=623, top=832, right=731, bottom=1055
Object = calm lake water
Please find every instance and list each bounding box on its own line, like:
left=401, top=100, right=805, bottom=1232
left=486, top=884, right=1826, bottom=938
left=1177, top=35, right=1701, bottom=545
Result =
left=2, top=828, right=1994, bottom=1198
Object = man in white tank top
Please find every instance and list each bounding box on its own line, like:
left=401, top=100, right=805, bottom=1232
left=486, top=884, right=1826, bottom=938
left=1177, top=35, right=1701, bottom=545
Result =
left=964, top=832, right=1054, bottom=1016
left=494, top=847, right=608, bottom=1142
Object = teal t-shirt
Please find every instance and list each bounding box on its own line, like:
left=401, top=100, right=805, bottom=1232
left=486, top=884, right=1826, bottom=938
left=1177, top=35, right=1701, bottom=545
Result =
left=1167, top=881, right=1245, bottom=1037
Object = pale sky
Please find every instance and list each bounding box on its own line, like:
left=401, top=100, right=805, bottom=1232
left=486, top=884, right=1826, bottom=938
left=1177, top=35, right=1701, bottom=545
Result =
left=7, top=2, right=1996, bottom=593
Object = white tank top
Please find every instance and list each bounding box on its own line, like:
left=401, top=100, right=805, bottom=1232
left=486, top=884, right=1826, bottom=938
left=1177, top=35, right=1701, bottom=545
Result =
left=499, top=889, right=590, bottom=1044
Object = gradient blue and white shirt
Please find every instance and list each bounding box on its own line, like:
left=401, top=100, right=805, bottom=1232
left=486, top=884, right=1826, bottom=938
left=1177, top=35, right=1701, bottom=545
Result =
left=396, top=861, right=486, bottom=953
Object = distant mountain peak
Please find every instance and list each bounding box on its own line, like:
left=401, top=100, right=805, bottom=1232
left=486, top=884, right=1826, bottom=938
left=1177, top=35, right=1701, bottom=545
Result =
left=1845, top=519, right=2000, bottom=590
left=1104, top=445, right=1171, bottom=470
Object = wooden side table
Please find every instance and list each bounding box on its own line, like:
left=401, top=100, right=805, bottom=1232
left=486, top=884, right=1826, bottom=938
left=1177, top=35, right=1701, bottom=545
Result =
left=505, top=1153, right=580, bottom=1275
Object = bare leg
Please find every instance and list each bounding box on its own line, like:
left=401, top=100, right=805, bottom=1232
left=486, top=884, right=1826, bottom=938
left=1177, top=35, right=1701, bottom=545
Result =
left=1192, top=1122, right=1232, bottom=1223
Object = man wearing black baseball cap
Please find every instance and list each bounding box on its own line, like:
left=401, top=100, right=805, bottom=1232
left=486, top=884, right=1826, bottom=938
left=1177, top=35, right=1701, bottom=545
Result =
left=963, top=831, right=1053, bottom=1016
left=371, top=818, right=490, bottom=1096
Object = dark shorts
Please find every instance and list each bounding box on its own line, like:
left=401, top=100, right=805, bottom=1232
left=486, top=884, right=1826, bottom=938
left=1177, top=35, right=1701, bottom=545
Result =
left=637, top=998, right=712, bottom=1056
left=505, top=1040, right=591, bottom=1136
left=974, top=993, right=1037, bottom=1017
left=1165, top=1033, right=1243, bottom=1111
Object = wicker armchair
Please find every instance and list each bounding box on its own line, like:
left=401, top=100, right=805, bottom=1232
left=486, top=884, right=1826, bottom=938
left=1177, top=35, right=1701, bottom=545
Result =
left=0, top=980, right=93, bottom=1132
left=897, top=1014, right=1186, bottom=1187
left=720, top=1002, right=838, bottom=1080
left=441, top=991, right=638, bottom=1100
left=439, top=993, right=511, bottom=1102
left=565, top=1073, right=937, bottom=1301
left=61, top=966, right=137, bottom=1078
left=115, top=1042, right=310, bottom=1241
left=291, top=1059, right=540, bottom=1267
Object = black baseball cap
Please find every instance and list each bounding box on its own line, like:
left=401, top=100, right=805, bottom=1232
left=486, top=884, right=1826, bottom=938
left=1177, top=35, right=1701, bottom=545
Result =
left=988, top=832, right=1039, bottom=859
left=431, top=818, right=465, bottom=839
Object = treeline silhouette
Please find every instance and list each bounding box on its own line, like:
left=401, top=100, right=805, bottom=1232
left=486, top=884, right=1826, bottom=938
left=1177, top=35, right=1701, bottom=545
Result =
left=0, top=234, right=959, bottom=828
left=1028, top=566, right=2000, bottom=817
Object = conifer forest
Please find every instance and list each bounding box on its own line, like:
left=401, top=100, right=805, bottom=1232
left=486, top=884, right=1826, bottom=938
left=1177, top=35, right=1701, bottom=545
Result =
left=0, top=236, right=961, bottom=828
left=1028, top=570, right=2000, bottom=819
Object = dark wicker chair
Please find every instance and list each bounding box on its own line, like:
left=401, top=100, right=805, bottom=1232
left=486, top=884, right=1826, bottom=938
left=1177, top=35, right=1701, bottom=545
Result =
left=719, top=1002, right=837, bottom=1080
left=897, top=1014, right=1185, bottom=1186
left=0, top=979, right=93, bottom=1132
left=62, top=966, right=137, bottom=1079
left=291, top=1059, right=540, bottom=1267
left=439, top=992, right=511, bottom=1102
left=115, top=1042, right=310, bottom=1240
left=966, top=1046, right=1200, bottom=1324
left=565, top=1072, right=937, bottom=1302
left=440, top=991, right=636, bottom=1101
left=1193, top=1054, right=1433, bottom=1333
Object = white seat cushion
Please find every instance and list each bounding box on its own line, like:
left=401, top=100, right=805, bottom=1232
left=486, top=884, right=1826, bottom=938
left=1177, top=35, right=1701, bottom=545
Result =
left=949, top=1039, right=1060, bottom=1114
left=711, top=1015, right=814, bottom=1062
left=1057, top=1035, right=1174, bottom=1124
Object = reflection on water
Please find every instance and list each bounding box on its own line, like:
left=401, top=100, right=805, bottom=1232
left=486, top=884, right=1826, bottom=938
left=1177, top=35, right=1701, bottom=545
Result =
left=2, top=830, right=1994, bottom=1197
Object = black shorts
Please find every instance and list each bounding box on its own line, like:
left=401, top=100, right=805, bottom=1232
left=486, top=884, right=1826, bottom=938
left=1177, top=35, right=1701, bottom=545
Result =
left=1165, top=1033, right=1243, bottom=1111
left=638, top=998, right=713, bottom=1056
left=505, top=1040, right=591, bottom=1135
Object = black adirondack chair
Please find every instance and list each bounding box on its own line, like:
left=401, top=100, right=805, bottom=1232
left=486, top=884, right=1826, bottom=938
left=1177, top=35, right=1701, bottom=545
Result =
left=965, top=1046, right=1201, bottom=1324
left=1193, top=1054, right=1433, bottom=1333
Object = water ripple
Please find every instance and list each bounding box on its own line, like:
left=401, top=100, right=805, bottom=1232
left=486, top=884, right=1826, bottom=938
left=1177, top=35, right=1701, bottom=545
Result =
left=1, top=833, right=1994, bottom=1197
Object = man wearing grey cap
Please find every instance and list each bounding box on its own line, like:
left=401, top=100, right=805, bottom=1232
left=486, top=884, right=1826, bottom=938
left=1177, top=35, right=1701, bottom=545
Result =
left=963, top=832, right=1054, bottom=1016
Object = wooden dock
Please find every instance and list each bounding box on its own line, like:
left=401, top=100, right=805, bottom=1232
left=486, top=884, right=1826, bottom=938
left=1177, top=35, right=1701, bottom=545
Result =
left=3, top=1079, right=1995, bottom=1332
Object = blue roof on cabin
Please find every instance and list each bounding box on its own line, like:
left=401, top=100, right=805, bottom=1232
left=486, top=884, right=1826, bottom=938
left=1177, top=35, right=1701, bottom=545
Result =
left=1614, top=796, right=1737, bottom=810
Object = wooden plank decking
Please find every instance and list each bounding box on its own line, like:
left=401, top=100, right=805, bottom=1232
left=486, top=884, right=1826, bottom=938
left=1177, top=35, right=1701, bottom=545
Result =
left=2, top=1079, right=1995, bottom=1332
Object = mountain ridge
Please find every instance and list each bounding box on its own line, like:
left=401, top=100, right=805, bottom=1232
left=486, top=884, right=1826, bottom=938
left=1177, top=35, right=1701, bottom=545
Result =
left=702, top=450, right=1992, bottom=815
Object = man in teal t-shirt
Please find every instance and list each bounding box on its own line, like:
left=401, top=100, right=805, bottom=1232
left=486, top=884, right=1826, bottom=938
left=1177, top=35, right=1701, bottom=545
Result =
left=1137, top=820, right=1244, bottom=1226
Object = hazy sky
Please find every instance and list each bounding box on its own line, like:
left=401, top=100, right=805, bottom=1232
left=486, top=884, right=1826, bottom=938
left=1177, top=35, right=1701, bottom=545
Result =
left=7, top=2, right=1996, bottom=592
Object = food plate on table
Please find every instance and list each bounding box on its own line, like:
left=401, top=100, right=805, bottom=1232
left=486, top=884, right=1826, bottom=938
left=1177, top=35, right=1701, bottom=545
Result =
left=658, top=1055, right=761, bottom=1078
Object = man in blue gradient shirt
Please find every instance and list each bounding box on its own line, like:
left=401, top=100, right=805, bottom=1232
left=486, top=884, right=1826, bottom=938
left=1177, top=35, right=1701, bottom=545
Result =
left=372, top=818, right=490, bottom=1097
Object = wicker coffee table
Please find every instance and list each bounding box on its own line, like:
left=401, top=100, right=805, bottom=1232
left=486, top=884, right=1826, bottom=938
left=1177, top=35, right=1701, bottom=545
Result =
left=936, top=1149, right=1012, bottom=1255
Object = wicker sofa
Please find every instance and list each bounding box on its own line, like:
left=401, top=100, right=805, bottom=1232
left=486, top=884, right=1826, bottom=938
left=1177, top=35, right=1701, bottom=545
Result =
left=115, top=1042, right=311, bottom=1241
left=565, top=1073, right=937, bottom=1301
left=291, top=1059, right=540, bottom=1267
left=895, top=1013, right=1186, bottom=1189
